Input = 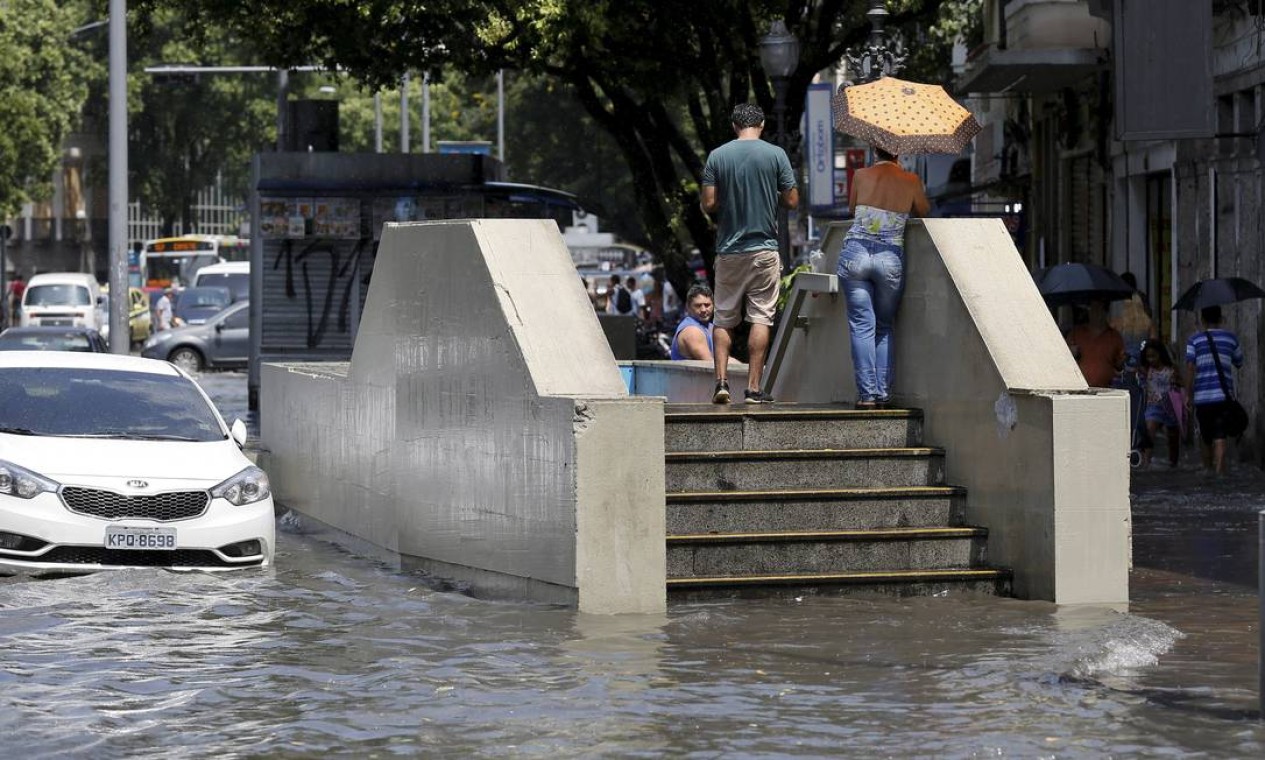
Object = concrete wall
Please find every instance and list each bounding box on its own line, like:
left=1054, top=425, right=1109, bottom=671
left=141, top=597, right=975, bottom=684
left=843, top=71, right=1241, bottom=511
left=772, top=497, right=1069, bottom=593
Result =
left=769, top=218, right=1130, bottom=604
left=260, top=219, right=665, bottom=613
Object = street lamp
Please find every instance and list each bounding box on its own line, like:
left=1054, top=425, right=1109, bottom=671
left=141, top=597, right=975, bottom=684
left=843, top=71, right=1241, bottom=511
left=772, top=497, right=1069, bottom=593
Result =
left=843, top=0, right=906, bottom=85
left=759, top=19, right=800, bottom=270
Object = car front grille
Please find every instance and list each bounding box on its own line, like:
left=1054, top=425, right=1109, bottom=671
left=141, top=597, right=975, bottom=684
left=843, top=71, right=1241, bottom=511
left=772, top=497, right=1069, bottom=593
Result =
left=34, top=547, right=262, bottom=568
left=61, top=487, right=209, bottom=521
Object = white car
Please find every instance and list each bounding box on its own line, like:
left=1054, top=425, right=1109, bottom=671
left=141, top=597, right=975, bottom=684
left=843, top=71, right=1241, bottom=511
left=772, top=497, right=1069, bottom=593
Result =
left=0, top=352, right=275, bottom=573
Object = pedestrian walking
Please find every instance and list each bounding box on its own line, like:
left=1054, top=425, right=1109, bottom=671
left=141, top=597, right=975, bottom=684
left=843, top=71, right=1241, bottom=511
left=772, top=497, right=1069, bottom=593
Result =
left=1137, top=340, right=1182, bottom=468
left=1184, top=305, right=1245, bottom=475
left=836, top=147, right=929, bottom=409
left=1067, top=299, right=1126, bottom=388
left=699, top=103, right=798, bottom=404
left=154, top=287, right=174, bottom=332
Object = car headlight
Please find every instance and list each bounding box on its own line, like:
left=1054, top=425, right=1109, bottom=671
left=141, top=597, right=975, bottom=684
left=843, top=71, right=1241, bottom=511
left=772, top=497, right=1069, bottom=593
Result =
left=143, top=331, right=175, bottom=349
left=0, top=460, right=60, bottom=500
left=211, top=466, right=271, bottom=506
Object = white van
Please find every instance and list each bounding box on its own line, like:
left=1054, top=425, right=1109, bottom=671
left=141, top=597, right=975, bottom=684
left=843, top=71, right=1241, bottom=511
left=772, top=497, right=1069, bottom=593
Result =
left=192, top=261, right=250, bottom=302
left=20, top=273, right=103, bottom=331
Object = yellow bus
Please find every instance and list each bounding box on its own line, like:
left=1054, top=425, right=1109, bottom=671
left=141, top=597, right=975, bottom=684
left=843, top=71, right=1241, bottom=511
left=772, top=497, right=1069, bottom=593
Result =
left=138, top=234, right=250, bottom=290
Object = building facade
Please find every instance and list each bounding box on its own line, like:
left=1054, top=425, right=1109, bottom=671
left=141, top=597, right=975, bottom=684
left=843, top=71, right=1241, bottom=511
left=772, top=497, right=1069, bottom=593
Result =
left=959, top=0, right=1265, bottom=464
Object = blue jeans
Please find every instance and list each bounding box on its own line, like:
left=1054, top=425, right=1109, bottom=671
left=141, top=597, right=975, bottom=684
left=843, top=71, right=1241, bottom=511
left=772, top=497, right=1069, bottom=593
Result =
left=837, top=237, right=905, bottom=402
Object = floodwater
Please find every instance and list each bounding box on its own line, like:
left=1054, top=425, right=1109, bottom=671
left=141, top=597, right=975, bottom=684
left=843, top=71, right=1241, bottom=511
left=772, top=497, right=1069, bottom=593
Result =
left=0, top=373, right=1262, bottom=757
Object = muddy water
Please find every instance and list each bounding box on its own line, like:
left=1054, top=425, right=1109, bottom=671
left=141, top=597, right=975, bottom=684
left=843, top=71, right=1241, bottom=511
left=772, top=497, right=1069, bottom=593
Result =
left=0, top=373, right=1261, bottom=757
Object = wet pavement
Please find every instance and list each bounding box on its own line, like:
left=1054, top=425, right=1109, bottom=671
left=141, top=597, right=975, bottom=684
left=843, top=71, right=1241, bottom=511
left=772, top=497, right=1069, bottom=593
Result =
left=1, top=373, right=1263, bottom=757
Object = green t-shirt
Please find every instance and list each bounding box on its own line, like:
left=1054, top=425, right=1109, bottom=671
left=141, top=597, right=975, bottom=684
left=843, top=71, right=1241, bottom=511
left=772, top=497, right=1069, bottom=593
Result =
left=702, top=138, right=796, bottom=255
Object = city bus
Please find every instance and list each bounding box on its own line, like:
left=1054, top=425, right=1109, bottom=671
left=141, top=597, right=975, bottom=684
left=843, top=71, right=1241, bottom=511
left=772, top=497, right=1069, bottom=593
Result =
left=136, top=234, right=250, bottom=290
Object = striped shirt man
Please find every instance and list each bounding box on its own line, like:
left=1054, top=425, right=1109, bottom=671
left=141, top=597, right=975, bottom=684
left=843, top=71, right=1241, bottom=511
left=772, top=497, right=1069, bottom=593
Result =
left=1185, top=328, right=1243, bottom=405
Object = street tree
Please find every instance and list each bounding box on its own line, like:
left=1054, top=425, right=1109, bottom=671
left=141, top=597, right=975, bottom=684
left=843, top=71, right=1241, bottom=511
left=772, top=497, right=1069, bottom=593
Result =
left=0, top=0, right=97, bottom=218
left=141, top=0, right=964, bottom=297
left=126, top=8, right=277, bottom=236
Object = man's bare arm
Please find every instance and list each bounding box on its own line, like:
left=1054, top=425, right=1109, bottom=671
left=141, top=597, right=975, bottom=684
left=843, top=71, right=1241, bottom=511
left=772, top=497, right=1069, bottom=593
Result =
left=678, top=327, right=713, bottom=360
left=780, top=186, right=799, bottom=210
left=700, top=185, right=719, bottom=214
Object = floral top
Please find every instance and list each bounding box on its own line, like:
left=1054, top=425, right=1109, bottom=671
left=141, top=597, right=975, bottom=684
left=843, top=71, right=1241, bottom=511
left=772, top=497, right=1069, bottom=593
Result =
left=1141, top=366, right=1176, bottom=406
left=847, top=204, right=910, bottom=247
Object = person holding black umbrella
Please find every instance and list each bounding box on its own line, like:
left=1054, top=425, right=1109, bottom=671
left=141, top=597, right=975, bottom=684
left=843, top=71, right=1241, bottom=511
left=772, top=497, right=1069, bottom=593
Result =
left=1184, top=305, right=1245, bottom=475
left=1066, top=299, right=1125, bottom=388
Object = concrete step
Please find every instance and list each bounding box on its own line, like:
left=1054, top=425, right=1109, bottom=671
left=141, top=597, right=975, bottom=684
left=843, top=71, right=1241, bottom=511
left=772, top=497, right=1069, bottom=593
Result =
left=664, top=448, right=945, bottom=492
left=665, top=404, right=922, bottom=452
left=665, top=486, right=965, bottom=534
left=667, top=567, right=1012, bottom=600
left=666, top=527, right=988, bottom=578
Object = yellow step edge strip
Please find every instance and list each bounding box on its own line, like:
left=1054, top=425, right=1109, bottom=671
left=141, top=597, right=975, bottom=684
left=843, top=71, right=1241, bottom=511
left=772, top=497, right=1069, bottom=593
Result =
left=666, top=486, right=961, bottom=500
left=665, top=447, right=941, bottom=459
left=667, top=568, right=1009, bottom=585
left=666, top=527, right=986, bottom=542
left=664, top=409, right=918, bottom=418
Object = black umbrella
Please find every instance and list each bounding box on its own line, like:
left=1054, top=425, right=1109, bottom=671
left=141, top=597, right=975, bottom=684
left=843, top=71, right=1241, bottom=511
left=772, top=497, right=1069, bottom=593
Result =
left=1171, top=276, right=1265, bottom=311
left=1035, top=263, right=1134, bottom=307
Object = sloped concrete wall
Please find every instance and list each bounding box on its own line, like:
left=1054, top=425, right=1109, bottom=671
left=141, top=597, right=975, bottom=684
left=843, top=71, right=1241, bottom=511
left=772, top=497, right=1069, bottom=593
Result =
left=770, top=218, right=1130, bottom=605
left=261, top=219, right=665, bottom=613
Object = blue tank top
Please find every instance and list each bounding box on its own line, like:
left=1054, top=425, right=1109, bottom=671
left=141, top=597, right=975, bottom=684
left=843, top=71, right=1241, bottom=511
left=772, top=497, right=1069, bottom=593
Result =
left=846, top=204, right=910, bottom=247
left=670, top=315, right=714, bottom=360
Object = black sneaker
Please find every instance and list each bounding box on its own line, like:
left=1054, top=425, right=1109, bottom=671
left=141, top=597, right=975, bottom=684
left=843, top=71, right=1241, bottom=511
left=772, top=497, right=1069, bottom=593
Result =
left=744, top=389, right=775, bottom=404
left=712, top=379, right=731, bottom=404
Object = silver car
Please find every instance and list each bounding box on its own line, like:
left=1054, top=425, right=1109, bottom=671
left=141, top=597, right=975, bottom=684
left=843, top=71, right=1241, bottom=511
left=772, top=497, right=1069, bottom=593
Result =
left=141, top=300, right=249, bottom=373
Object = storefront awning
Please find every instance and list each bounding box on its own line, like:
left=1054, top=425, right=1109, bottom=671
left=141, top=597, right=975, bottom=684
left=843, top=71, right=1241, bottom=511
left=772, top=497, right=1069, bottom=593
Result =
left=955, top=47, right=1107, bottom=95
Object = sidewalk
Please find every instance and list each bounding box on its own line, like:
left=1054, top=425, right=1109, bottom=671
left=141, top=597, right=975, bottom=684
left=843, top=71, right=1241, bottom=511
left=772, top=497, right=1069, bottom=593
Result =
left=1126, top=453, right=1263, bottom=717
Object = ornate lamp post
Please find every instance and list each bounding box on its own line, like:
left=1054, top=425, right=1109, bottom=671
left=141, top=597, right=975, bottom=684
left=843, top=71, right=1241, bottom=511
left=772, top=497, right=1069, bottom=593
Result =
left=843, top=0, right=906, bottom=85
left=759, top=19, right=800, bottom=270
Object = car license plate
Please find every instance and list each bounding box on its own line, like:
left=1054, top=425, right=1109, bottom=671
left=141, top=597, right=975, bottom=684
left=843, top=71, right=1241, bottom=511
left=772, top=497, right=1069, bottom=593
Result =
left=43, top=319, right=73, bottom=327
left=105, top=526, right=176, bottom=550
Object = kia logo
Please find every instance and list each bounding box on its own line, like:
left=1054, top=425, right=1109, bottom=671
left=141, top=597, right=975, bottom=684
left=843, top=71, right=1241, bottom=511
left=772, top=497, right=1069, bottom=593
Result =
left=126, top=480, right=149, bottom=489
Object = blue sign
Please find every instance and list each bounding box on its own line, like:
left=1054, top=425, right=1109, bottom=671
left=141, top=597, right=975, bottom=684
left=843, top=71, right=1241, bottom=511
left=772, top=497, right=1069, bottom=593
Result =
left=437, top=141, right=493, bottom=156
left=804, top=83, right=835, bottom=209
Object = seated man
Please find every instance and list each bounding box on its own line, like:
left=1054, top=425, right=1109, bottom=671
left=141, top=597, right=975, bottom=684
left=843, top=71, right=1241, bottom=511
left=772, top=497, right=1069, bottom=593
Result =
left=670, top=284, right=715, bottom=361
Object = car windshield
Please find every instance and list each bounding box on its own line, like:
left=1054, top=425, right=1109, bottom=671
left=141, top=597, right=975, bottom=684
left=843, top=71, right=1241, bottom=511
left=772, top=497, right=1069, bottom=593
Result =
left=177, top=287, right=231, bottom=308
left=0, top=332, right=95, bottom=352
left=0, top=367, right=225, bottom=441
left=196, top=273, right=249, bottom=301
left=25, top=284, right=91, bottom=307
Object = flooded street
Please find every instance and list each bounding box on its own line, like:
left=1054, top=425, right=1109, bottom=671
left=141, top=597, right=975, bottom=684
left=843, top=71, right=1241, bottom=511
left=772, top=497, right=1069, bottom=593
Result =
left=1, top=372, right=1263, bottom=757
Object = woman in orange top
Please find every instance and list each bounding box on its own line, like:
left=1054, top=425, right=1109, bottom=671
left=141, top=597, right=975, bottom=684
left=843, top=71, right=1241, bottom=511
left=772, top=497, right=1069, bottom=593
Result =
left=1067, top=299, right=1126, bottom=387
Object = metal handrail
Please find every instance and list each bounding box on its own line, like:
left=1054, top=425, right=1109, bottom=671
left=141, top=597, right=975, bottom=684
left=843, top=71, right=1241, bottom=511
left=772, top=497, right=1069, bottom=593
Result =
left=762, top=272, right=839, bottom=393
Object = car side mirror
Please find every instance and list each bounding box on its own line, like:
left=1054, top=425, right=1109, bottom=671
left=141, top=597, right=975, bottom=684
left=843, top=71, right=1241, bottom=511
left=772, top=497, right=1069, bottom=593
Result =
left=230, top=418, right=248, bottom=447
left=215, top=321, right=225, bottom=332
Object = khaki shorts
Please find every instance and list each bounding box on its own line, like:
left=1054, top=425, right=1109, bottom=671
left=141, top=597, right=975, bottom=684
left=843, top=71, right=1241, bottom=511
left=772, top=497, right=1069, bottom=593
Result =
left=713, top=249, right=781, bottom=328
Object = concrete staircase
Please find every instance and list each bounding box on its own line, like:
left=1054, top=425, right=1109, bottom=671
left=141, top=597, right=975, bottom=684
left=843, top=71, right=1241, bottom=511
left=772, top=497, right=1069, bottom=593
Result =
left=664, top=403, right=1012, bottom=598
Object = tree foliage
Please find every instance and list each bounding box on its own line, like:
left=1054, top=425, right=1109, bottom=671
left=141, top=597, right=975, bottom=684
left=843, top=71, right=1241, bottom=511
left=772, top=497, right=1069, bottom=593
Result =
left=0, top=0, right=97, bottom=218
left=124, top=8, right=276, bottom=235
left=139, top=0, right=964, bottom=296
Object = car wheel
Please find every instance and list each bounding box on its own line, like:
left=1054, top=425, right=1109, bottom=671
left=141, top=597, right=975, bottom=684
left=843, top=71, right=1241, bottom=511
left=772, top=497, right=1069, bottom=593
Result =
left=168, top=346, right=204, bottom=373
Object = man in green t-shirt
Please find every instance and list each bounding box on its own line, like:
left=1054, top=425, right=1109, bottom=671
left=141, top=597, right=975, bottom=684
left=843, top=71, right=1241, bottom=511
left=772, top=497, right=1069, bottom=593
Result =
left=700, top=103, right=799, bottom=404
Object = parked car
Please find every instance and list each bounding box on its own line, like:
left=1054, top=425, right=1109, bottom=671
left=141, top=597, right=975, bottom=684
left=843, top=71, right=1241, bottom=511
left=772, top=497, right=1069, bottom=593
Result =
left=19, top=272, right=103, bottom=332
left=172, top=286, right=232, bottom=326
left=0, top=326, right=108, bottom=353
left=191, top=261, right=249, bottom=302
left=0, top=351, right=275, bottom=573
left=97, top=286, right=152, bottom=346
left=142, top=300, right=249, bottom=373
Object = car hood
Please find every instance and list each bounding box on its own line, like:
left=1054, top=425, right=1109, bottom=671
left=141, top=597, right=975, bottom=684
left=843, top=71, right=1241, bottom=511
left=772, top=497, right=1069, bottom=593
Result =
left=0, top=434, right=250, bottom=488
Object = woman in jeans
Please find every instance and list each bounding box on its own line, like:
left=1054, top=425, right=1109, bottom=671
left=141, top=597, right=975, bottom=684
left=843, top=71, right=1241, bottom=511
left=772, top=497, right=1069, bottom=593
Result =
left=837, top=147, right=930, bottom=409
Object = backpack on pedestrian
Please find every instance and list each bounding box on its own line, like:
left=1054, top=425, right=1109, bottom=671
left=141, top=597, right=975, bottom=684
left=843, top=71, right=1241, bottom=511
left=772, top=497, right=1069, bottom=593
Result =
left=616, top=286, right=633, bottom=315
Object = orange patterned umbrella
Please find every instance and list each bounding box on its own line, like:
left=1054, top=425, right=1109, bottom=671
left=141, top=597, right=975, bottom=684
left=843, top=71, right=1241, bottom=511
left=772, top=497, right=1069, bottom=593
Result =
left=832, top=76, right=980, bottom=155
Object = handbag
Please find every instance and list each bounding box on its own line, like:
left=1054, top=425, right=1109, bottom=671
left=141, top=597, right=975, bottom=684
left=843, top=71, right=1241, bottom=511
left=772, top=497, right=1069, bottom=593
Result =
left=1205, top=330, right=1249, bottom=438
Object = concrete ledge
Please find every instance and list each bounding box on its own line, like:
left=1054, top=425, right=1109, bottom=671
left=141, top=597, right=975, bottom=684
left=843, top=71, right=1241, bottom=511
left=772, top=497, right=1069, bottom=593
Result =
left=261, top=220, right=666, bottom=613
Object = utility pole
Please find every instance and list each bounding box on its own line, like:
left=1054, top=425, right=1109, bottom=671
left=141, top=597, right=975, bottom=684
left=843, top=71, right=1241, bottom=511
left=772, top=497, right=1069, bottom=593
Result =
left=400, top=73, right=410, bottom=153
left=108, top=0, right=128, bottom=354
